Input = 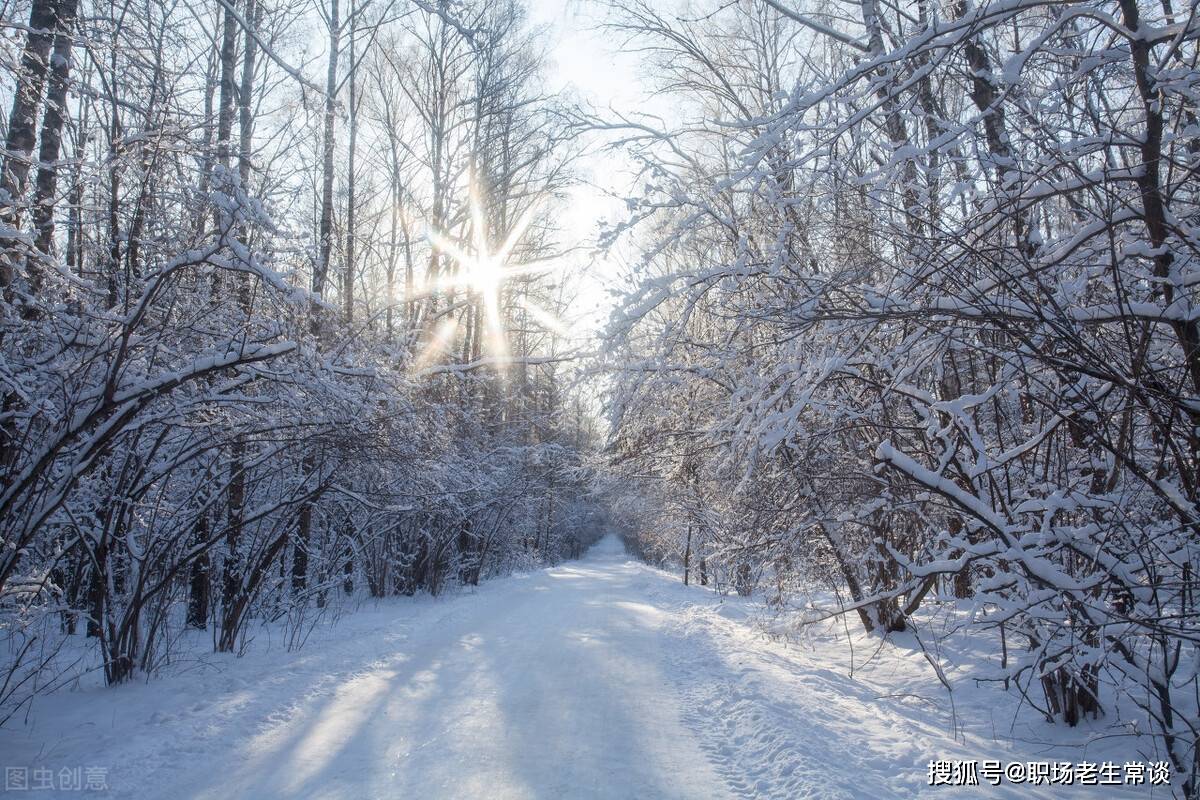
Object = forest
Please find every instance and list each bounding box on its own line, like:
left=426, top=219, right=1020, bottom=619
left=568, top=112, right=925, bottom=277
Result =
left=1, top=0, right=1198, bottom=796
left=0, top=0, right=607, bottom=700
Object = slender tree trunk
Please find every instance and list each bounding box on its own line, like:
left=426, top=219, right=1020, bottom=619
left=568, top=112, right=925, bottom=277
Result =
left=298, top=0, right=329, bottom=597
left=386, top=161, right=398, bottom=339
left=1, top=0, right=59, bottom=292
left=683, top=524, right=691, bottom=586
left=187, top=514, right=210, bottom=629
left=63, top=100, right=88, bottom=272
left=313, top=0, right=339, bottom=313
left=207, top=0, right=238, bottom=305
left=31, top=0, right=80, bottom=262
left=237, top=0, right=259, bottom=192
left=214, top=0, right=238, bottom=174
left=104, top=104, right=120, bottom=309
left=343, top=1, right=357, bottom=323
left=194, top=47, right=218, bottom=239
left=292, top=495, right=312, bottom=593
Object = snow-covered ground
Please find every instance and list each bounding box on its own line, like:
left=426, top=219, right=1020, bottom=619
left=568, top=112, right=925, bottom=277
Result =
left=0, top=535, right=1169, bottom=798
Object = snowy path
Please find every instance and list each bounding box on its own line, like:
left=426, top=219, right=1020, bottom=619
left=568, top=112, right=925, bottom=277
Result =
left=187, top=534, right=733, bottom=800
left=2, top=536, right=1148, bottom=799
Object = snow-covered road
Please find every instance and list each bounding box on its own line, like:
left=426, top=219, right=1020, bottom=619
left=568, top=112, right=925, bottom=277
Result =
left=3, top=535, right=1148, bottom=799
left=187, top=534, right=733, bottom=799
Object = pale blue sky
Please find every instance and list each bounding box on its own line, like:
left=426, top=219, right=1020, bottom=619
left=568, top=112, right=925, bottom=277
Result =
left=524, top=0, right=648, bottom=337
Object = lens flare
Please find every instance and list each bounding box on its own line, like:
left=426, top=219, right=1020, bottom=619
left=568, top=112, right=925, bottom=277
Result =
left=416, top=181, right=562, bottom=374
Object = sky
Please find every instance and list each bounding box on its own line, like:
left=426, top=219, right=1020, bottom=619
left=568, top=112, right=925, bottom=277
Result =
left=521, top=0, right=650, bottom=339
left=526, top=0, right=644, bottom=108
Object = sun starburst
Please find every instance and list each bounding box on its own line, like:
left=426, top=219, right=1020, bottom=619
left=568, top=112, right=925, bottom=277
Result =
left=416, top=180, right=564, bottom=374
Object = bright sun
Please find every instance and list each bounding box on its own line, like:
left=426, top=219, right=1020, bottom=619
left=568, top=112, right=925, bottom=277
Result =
left=416, top=180, right=565, bottom=374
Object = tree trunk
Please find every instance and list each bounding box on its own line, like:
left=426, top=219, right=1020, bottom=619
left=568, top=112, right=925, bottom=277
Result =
left=1, top=0, right=59, bottom=291
left=343, top=0, right=357, bottom=324
left=187, top=515, right=210, bottom=629
left=63, top=103, right=87, bottom=271
left=214, top=0, right=238, bottom=174
left=31, top=0, right=80, bottom=261
left=682, top=524, right=691, bottom=586
left=313, top=0, right=339, bottom=318
left=292, top=500, right=311, bottom=594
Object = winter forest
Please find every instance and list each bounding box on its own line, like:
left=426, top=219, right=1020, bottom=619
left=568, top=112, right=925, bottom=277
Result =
left=1, top=0, right=1198, bottom=796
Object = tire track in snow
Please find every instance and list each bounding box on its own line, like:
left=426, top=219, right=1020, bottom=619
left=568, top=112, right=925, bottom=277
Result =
left=660, top=599, right=840, bottom=800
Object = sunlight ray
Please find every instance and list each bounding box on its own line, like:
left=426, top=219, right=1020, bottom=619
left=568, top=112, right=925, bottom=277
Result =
left=416, top=181, right=557, bottom=371
left=518, top=297, right=570, bottom=339
left=412, top=315, right=460, bottom=373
